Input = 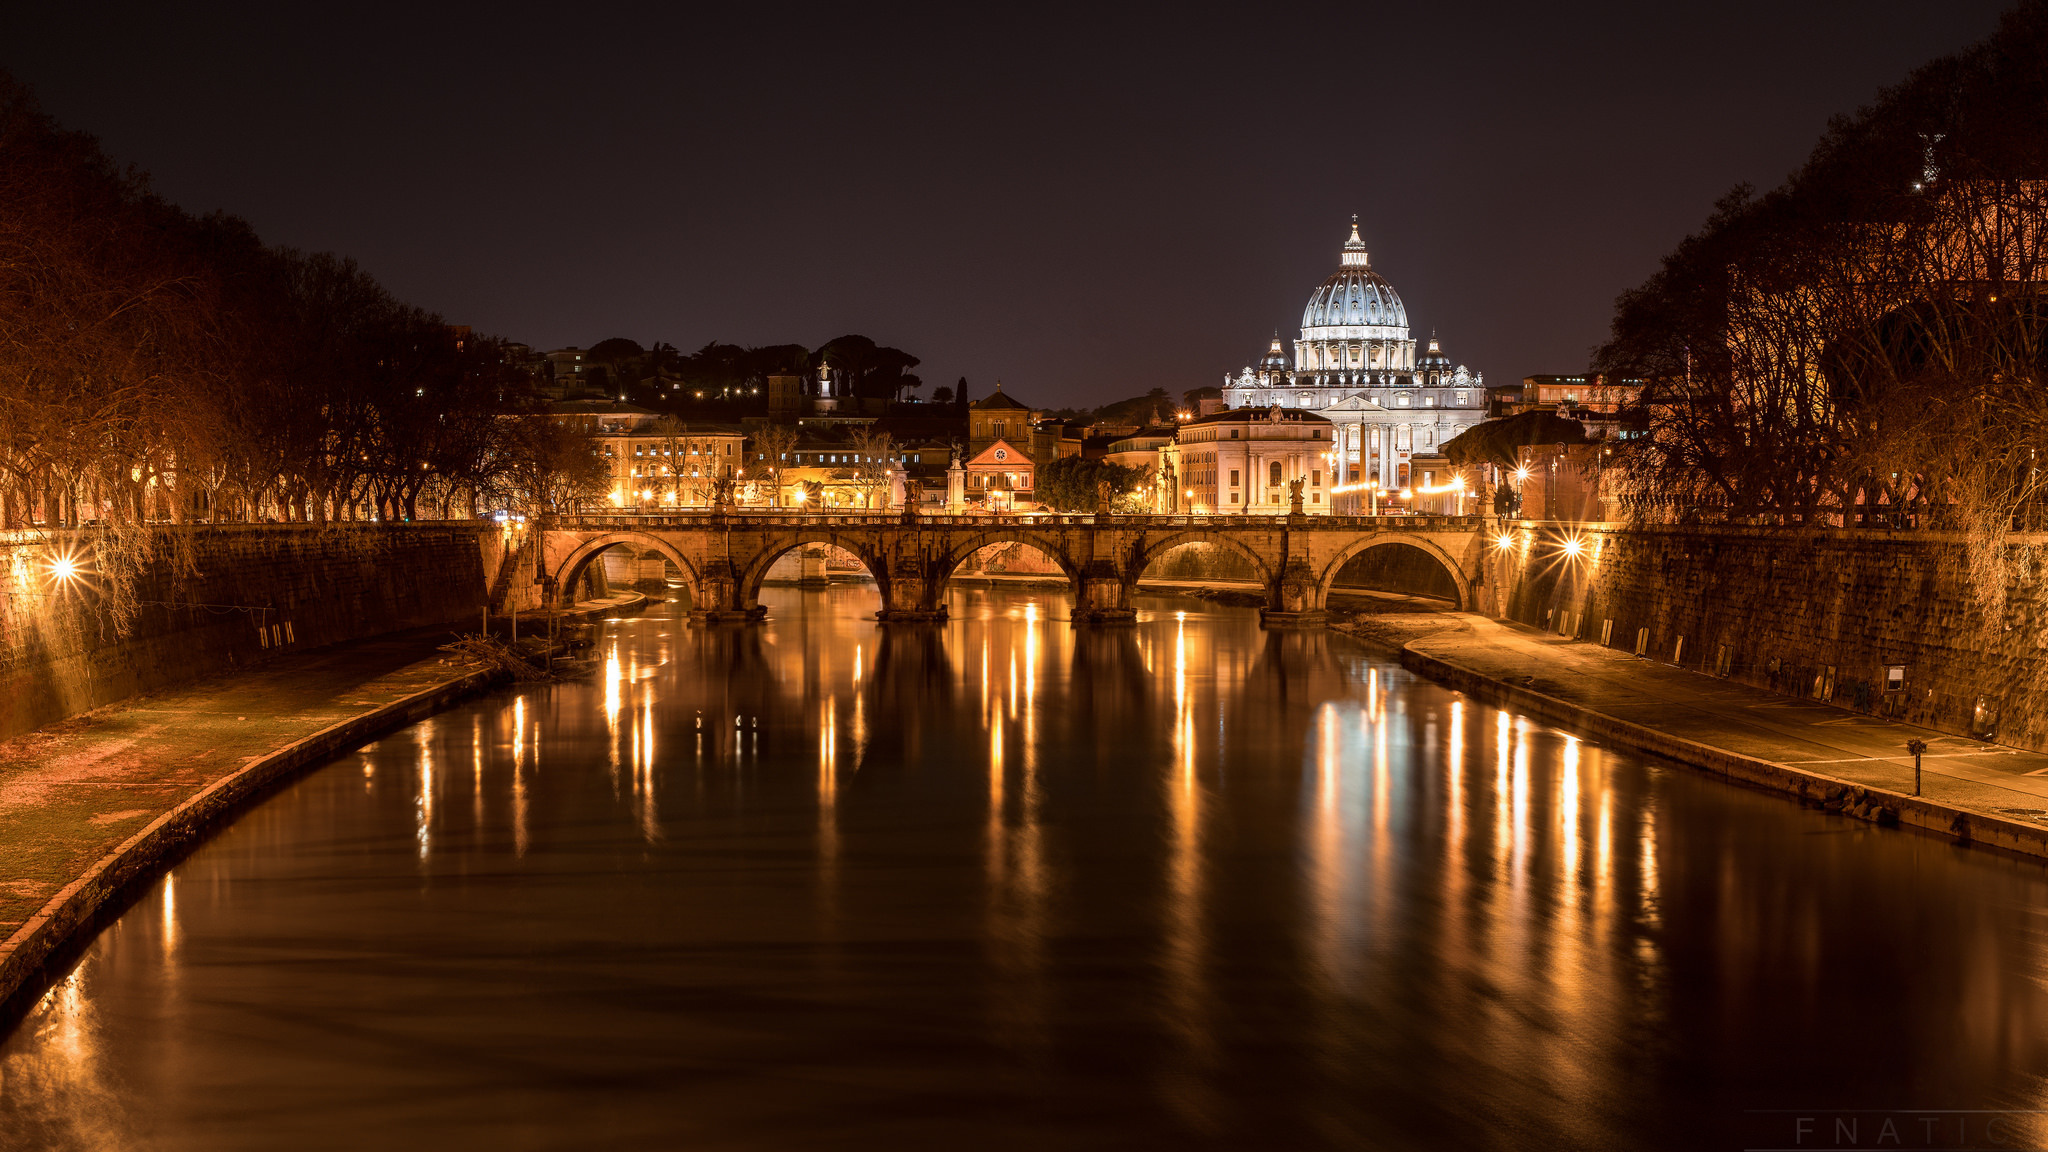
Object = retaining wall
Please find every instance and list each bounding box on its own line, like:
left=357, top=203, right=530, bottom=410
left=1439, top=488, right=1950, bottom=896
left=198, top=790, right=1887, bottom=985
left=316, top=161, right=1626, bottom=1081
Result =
left=0, top=524, right=519, bottom=740
left=1489, top=524, right=2048, bottom=751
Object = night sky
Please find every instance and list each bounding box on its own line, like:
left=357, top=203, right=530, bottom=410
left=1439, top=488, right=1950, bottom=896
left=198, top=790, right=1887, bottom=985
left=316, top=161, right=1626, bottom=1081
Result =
left=5, top=1, right=2015, bottom=407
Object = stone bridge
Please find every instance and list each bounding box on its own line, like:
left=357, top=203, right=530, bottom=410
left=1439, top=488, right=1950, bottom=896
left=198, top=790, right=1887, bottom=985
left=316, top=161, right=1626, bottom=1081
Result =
left=530, top=511, right=1497, bottom=628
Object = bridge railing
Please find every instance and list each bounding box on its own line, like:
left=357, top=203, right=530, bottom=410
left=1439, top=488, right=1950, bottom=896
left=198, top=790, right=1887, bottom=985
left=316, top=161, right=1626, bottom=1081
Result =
left=541, top=510, right=1492, bottom=531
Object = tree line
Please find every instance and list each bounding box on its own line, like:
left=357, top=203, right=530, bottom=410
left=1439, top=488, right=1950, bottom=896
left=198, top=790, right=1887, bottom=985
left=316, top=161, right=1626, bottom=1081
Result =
left=0, top=72, right=590, bottom=531
left=574, top=334, right=928, bottom=413
left=1597, top=1, right=2048, bottom=550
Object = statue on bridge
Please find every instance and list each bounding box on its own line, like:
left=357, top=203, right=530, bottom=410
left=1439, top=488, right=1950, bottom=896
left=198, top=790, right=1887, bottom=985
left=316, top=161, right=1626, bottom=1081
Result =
left=1288, top=477, right=1305, bottom=514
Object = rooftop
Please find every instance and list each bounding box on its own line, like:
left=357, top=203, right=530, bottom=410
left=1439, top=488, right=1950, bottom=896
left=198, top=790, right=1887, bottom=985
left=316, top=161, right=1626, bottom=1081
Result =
left=969, top=381, right=1032, bottom=410
left=1182, top=405, right=1332, bottom=427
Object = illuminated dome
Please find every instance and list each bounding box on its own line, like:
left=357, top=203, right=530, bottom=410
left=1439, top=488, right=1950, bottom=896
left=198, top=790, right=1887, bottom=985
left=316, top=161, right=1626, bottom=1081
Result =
left=1300, top=221, right=1408, bottom=331
left=1291, top=218, right=1416, bottom=381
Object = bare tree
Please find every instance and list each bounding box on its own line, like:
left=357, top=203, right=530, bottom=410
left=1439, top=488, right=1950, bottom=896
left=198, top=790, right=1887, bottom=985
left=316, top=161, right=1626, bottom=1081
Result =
left=845, top=428, right=897, bottom=510
left=750, top=423, right=800, bottom=507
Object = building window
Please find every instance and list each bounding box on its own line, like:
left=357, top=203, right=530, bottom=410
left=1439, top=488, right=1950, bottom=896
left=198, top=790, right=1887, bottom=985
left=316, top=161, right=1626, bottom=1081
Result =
left=1230, top=429, right=1240, bottom=439
left=1455, top=390, right=1469, bottom=404
left=1230, top=492, right=1240, bottom=503
left=1229, top=469, right=1240, bottom=487
left=1312, top=429, right=1322, bottom=439
left=1313, top=492, right=1322, bottom=503
left=1396, top=394, right=1410, bottom=407
left=1312, top=470, right=1322, bottom=486
left=1268, top=462, right=1282, bottom=486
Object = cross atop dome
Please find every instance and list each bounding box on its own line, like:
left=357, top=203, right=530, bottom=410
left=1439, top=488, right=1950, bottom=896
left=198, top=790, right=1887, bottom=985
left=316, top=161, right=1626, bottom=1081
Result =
left=1341, top=215, right=1369, bottom=268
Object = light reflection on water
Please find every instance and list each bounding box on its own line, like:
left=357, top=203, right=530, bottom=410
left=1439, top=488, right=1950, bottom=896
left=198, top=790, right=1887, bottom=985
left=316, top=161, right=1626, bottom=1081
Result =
left=6, top=583, right=2048, bottom=1150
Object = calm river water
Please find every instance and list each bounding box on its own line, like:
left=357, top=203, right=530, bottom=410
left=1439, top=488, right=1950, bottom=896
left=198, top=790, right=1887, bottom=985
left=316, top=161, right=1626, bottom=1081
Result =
left=6, top=585, right=2048, bottom=1151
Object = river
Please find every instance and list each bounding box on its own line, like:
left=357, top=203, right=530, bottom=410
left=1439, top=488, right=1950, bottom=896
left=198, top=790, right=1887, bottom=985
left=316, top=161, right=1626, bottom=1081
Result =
left=5, top=584, right=2048, bottom=1151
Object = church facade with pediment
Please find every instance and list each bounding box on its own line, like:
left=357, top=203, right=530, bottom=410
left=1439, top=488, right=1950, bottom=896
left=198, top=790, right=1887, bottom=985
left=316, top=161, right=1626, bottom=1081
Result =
left=962, top=438, right=1035, bottom=510
left=1220, top=220, right=1486, bottom=490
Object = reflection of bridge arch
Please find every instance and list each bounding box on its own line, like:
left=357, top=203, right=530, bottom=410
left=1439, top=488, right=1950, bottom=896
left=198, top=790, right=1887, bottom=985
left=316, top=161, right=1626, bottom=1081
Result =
left=1315, top=534, right=1470, bottom=610
left=1133, top=530, right=1275, bottom=588
left=553, top=532, right=700, bottom=600
left=737, top=533, right=887, bottom=605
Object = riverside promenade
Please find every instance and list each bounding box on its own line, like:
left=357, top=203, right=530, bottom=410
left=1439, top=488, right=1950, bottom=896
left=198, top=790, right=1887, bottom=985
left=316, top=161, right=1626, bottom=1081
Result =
left=0, top=592, right=645, bottom=1014
left=1339, top=601, right=2048, bottom=862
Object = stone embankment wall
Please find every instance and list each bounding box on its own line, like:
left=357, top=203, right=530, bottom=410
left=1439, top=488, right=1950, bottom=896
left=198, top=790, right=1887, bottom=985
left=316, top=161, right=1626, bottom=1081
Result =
left=1488, top=524, right=2048, bottom=751
left=0, top=524, right=527, bottom=741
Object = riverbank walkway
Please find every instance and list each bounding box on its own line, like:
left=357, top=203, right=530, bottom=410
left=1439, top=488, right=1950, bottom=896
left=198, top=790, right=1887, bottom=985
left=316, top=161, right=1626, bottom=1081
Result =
left=1338, top=603, right=2048, bottom=829
left=0, top=592, right=646, bottom=1008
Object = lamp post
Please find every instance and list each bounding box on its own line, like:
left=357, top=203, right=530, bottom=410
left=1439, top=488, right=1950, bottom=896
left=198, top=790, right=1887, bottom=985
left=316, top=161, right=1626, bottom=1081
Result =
left=1906, top=737, right=1928, bottom=796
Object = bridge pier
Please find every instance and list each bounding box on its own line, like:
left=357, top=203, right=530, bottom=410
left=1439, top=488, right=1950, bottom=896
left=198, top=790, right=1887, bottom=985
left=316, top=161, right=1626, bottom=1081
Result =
left=1072, top=569, right=1136, bottom=626
left=874, top=558, right=948, bottom=623
left=797, top=543, right=830, bottom=588
left=1259, top=558, right=1328, bottom=630
left=689, top=564, right=768, bottom=624
left=632, top=553, right=670, bottom=594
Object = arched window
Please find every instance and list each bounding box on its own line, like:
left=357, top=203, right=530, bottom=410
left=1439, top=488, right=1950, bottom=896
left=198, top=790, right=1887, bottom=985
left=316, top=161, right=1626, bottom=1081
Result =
left=1268, top=461, right=1282, bottom=486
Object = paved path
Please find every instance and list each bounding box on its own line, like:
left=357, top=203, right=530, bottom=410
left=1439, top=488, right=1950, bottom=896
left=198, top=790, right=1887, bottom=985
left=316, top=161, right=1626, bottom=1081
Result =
left=0, top=593, right=643, bottom=947
left=1340, top=607, right=2048, bottom=825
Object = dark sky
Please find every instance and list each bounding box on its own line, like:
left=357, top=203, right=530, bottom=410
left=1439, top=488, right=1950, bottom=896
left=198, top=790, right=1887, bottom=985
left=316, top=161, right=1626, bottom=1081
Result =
left=6, top=1, right=2016, bottom=407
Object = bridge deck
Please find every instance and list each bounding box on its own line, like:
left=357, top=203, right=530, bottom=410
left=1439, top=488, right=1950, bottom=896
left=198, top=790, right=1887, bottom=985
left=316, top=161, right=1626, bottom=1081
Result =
left=548, top=511, right=1485, bottom=530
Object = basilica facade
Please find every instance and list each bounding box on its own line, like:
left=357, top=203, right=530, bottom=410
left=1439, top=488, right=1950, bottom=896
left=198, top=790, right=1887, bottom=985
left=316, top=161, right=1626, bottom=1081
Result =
left=1220, top=220, right=1484, bottom=494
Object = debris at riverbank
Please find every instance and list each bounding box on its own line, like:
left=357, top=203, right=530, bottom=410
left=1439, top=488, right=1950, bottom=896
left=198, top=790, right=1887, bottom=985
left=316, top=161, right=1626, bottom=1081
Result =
left=438, top=634, right=558, bottom=682
left=1176, top=587, right=1268, bottom=608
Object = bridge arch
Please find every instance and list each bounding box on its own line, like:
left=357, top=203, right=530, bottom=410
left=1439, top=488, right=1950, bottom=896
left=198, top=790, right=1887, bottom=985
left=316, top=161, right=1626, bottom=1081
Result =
left=937, top=529, right=1083, bottom=584
left=1133, top=530, right=1276, bottom=589
left=737, top=532, right=889, bottom=606
left=1316, top=534, right=1471, bottom=610
left=553, top=532, right=700, bottom=604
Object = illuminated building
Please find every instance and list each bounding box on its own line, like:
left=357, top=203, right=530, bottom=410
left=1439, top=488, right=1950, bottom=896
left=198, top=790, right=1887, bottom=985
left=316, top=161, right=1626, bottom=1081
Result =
left=1169, top=406, right=1334, bottom=515
left=1220, top=220, right=1487, bottom=498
